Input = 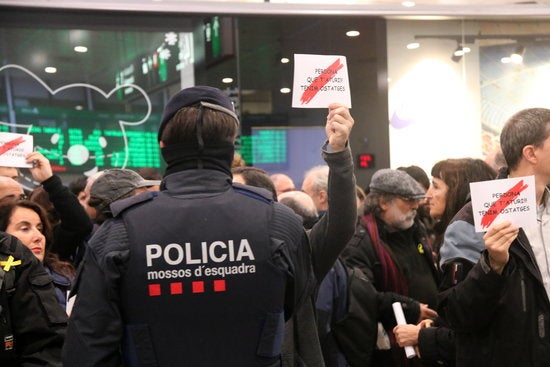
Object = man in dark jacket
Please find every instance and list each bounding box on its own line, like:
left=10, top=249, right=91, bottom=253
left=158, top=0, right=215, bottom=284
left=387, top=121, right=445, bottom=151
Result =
left=282, top=121, right=357, bottom=367
left=339, top=168, right=439, bottom=367
left=439, top=107, right=550, bottom=367
left=0, top=231, right=67, bottom=366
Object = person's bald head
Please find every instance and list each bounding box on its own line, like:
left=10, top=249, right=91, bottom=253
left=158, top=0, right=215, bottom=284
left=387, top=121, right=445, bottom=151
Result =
left=278, top=190, right=318, bottom=229
left=0, top=176, right=25, bottom=201
left=270, top=173, right=295, bottom=197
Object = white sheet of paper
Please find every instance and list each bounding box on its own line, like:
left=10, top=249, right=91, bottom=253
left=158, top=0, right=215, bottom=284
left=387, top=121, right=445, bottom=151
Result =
left=470, top=175, right=537, bottom=232
left=0, top=132, right=33, bottom=168
left=292, top=54, right=351, bottom=108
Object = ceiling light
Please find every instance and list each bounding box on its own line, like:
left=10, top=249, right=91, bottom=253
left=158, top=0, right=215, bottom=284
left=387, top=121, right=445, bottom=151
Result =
left=74, top=46, right=88, bottom=53
left=451, top=44, right=469, bottom=62
left=501, top=56, right=512, bottom=64
left=280, top=57, right=290, bottom=64
left=45, top=66, right=57, bottom=73
left=222, top=77, right=233, bottom=84
left=402, top=1, right=416, bottom=7
left=346, top=30, right=360, bottom=37
left=406, top=42, right=420, bottom=50
left=510, top=45, right=525, bottom=64
left=280, top=87, right=291, bottom=94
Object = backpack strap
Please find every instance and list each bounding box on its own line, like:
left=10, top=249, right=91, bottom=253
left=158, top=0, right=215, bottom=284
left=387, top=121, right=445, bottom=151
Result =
left=0, top=234, right=18, bottom=361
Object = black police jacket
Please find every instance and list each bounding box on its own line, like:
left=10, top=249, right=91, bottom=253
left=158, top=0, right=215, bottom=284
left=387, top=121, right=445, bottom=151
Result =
left=63, top=169, right=312, bottom=367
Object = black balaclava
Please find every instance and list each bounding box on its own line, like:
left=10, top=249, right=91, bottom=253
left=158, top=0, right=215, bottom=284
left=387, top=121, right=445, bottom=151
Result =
left=158, top=86, right=239, bottom=178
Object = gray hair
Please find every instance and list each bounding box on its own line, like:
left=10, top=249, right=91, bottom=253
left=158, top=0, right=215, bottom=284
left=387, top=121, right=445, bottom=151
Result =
left=303, top=165, right=329, bottom=194
left=363, top=191, right=397, bottom=216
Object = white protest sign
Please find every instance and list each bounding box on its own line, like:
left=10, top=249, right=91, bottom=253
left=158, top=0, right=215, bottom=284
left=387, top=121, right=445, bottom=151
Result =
left=0, top=132, right=33, bottom=168
left=470, top=175, right=537, bottom=232
left=292, top=54, right=351, bottom=108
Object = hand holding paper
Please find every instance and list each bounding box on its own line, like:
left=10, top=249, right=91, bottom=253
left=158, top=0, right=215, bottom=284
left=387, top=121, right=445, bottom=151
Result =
left=26, top=151, right=53, bottom=184
left=392, top=302, right=417, bottom=359
left=326, top=103, right=354, bottom=153
left=483, top=220, right=519, bottom=274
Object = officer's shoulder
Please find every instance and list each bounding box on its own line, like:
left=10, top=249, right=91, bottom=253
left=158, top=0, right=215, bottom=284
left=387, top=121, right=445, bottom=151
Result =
left=111, top=191, right=159, bottom=217
left=232, top=183, right=274, bottom=204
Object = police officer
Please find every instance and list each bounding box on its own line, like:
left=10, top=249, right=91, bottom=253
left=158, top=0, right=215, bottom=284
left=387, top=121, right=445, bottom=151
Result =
left=63, top=86, right=317, bottom=366
left=0, top=231, right=66, bottom=366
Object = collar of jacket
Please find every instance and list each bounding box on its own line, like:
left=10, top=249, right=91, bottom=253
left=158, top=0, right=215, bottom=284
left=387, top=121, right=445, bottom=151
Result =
left=161, top=169, right=233, bottom=196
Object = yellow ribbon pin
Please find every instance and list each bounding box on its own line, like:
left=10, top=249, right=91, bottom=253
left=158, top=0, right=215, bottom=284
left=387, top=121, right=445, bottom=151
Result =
left=0, top=255, right=22, bottom=271
left=417, top=243, right=425, bottom=254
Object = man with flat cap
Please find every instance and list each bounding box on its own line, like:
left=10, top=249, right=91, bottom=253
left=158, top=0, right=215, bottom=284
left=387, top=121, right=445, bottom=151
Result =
left=337, top=168, right=439, bottom=367
left=63, top=86, right=355, bottom=367
left=88, top=168, right=161, bottom=225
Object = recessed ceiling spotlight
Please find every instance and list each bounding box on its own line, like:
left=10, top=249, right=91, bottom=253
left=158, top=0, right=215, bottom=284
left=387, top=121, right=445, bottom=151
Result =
left=501, top=56, right=511, bottom=64
left=45, top=66, right=57, bottom=73
left=222, top=77, right=234, bottom=84
left=406, top=42, right=420, bottom=50
left=402, top=1, right=416, bottom=7
left=346, top=30, right=360, bottom=37
left=280, top=57, right=290, bottom=64
left=510, top=45, right=525, bottom=64
left=280, top=87, right=291, bottom=94
left=454, top=49, right=465, bottom=57
left=74, top=46, right=88, bottom=53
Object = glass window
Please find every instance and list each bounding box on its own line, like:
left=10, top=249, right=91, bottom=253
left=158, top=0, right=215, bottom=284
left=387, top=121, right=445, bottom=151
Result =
left=0, top=10, right=386, bottom=188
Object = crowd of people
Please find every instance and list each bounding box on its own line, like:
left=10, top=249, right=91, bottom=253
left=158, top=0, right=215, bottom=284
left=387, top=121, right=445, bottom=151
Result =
left=0, top=85, right=549, bottom=367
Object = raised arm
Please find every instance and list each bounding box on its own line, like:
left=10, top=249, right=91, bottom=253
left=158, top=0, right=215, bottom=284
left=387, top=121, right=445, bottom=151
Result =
left=308, top=103, right=357, bottom=280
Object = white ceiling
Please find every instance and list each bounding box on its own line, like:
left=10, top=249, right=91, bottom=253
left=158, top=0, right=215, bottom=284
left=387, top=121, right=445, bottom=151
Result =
left=1, top=0, right=550, bottom=18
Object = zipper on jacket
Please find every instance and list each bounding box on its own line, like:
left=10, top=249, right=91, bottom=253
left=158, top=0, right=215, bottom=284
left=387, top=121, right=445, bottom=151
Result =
left=538, top=313, right=545, bottom=338
left=520, top=267, right=527, bottom=313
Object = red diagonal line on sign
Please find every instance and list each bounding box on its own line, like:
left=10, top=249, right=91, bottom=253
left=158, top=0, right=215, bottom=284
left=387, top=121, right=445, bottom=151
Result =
left=300, top=58, right=344, bottom=105
left=0, top=136, right=25, bottom=156
left=480, top=180, right=528, bottom=229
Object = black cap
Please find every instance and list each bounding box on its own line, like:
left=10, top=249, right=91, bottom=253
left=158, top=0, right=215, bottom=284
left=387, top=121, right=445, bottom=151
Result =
left=90, top=169, right=160, bottom=208
left=158, top=86, right=239, bottom=141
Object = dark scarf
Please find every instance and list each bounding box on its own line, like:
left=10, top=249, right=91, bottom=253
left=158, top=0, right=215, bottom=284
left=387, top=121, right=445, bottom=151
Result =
left=161, top=141, right=234, bottom=178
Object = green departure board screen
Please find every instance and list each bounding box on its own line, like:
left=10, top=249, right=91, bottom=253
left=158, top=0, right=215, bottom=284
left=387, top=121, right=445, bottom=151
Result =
left=239, top=129, right=287, bottom=165
left=0, top=104, right=161, bottom=175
